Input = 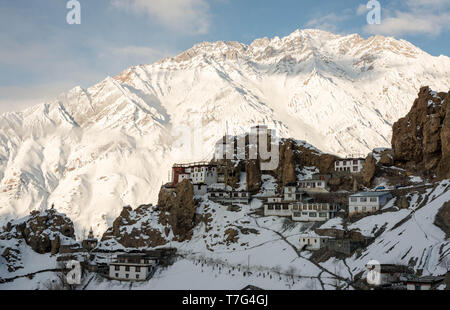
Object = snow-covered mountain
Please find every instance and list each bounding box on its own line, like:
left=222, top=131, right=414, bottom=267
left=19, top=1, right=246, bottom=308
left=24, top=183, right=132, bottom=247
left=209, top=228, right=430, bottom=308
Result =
left=0, top=29, right=449, bottom=235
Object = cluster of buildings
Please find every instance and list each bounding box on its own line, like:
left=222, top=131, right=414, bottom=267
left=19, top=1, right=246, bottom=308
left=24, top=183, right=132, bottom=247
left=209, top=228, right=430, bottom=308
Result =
left=168, top=161, right=252, bottom=205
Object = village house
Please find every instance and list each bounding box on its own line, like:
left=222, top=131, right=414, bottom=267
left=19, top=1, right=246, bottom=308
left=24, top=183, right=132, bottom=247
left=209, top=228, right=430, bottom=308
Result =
left=366, top=263, right=412, bottom=287
left=207, top=184, right=251, bottom=205
left=109, top=253, right=157, bottom=282
left=334, top=158, right=365, bottom=173
left=406, top=276, right=446, bottom=290
left=298, top=179, right=329, bottom=193
left=299, top=232, right=332, bottom=251
left=291, top=202, right=338, bottom=222
left=263, top=197, right=291, bottom=216
left=349, top=192, right=393, bottom=216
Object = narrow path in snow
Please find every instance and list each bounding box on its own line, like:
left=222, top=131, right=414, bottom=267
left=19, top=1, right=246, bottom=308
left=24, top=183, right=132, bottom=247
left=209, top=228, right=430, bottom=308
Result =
left=250, top=215, right=356, bottom=289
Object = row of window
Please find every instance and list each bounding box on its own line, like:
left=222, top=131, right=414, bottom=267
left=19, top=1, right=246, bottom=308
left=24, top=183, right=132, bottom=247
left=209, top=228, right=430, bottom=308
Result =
left=113, top=273, right=140, bottom=279
left=350, top=197, right=378, bottom=203
left=298, top=182, right=324, bottom=188
left=210, top=192, right=247, bottom=198
left=266, top=204, right=331, bottom=211
left=114, top=265, right=143, bottom=272
left=293, top=211, right=329, bottom=218
left=352, top=206, right=377, bottom=212
left=335, top=166, right=359, bottom=172
left=336, top=160, right=361, bottom=166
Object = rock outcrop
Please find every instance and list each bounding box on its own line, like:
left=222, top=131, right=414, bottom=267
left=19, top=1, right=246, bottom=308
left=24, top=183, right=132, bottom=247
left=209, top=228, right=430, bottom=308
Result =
left=245, top=159, right=262, bottom=193
left=157, top=179, right=197, bottom=242
left=435, top=201, right=450, bottom=238
left=392, top=87, right=450, bottom=179
left=101, top=204, right=168, bottom=248
left=0, top=209, right=76, bottom=255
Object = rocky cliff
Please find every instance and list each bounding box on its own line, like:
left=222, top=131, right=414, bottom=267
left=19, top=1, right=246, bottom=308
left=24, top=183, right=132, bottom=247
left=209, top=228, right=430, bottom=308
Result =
left=392, top=87, right=450, bottom=179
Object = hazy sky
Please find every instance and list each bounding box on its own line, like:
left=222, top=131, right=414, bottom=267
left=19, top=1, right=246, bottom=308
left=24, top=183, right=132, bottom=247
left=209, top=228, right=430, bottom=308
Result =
left=1, top=0, right=449, bottom=112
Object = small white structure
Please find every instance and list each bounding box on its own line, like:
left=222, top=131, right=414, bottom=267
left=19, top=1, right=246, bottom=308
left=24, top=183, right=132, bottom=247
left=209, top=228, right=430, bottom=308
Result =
left=335, top=158, right=365, bottom=173
left=291, top=203, right=338, bottom=222
left=299, top=232, right=332, bottom=251
left=109, top=254, right=156, bottom=282
left=263, top=197, right=291, bottom=216
left=349, top=192, right=393, bottom=216
left=298, top=179, right=329, bottom=193
left=366, top=263, right=411, bottom=287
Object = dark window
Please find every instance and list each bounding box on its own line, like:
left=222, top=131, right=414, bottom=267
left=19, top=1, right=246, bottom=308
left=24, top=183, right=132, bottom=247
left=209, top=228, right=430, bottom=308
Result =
left=125, top=266, right=130, bottom=271
left=136, top=266, right=141, bottom=272
left=115, top=266, right=120, bottom=271
left=125, top=274, right=129, bottom=279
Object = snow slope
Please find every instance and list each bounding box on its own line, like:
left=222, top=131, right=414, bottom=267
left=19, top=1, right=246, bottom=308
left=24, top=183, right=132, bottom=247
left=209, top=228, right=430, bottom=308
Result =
left=0, top=29, right=450, bottom=234
left=2, top=179, right=448, bottom=290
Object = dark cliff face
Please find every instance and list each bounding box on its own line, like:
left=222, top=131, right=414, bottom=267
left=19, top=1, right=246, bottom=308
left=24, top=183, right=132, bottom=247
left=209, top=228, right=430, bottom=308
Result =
left=157, top=179, right=197, bottom=242
left=392, top=86, right=450, bottom=179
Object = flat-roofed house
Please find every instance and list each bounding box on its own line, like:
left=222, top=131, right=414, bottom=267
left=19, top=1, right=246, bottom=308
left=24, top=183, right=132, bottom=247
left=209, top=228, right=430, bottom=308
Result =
left=335, top=158, right=365, bottom=173
left=291, top=203, right=338, bottom=222
left=299, top=232, right=332, bottom=251
left=263, top=197, right=291, bottom=216
left=349, top=191, right=393, bottom=216
left=366, top=263, right=413, bottom=287
left=109, top=253, right=156, bottom=282
left=298, top=179, right=329, bottom=193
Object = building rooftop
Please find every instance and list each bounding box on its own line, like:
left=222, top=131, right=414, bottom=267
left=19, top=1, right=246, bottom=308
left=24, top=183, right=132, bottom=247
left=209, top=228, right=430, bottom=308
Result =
left=350, top=191, right=391, bottom=197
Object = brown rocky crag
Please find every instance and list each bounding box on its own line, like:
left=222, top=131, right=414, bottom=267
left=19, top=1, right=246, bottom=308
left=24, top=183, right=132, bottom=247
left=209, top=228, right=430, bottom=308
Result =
left=101, top=204, right=168, bottom=248
left=392, top=87, right=450, bottom=179
left=157, top=179, right=197, bottom=242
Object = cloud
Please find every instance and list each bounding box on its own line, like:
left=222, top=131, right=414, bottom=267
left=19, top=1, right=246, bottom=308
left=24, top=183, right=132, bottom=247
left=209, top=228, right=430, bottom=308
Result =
left=111, top=0, right=211, bottom=35
left=305, top=12, right=351, bottom=33
left=363, top=0, right=450, bottom=36
left=356, top=4, right=368, bottom=16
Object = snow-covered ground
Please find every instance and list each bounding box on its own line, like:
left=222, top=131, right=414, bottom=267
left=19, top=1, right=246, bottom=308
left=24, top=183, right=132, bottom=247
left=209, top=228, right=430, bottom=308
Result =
left=2, top=179, right=448, bottom=290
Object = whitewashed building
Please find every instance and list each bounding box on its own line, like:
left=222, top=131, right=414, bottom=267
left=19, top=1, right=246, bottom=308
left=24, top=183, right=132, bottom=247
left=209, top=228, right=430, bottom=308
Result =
left=335, top=158, right=365, bottom=173
left=299, top=232, right=332, bottom=251
left=109, top=254, right=156, bottom=282
left=366, top=263, right=412, bottom=286
left=298, top=179, right=329, bottom=193
left=171, top=162, right=218, bottom=186
left=349, top=192, right=393, bottom=216
left=263, top=197, right=291, bottom=216
left=208, top=184, right=251, bottom=204
left=291, top=203, right=338, bottom=222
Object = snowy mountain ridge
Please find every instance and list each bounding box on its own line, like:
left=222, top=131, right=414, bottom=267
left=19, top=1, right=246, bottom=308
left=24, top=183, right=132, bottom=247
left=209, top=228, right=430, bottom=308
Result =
left=0, top=29, right=450, bottom=235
